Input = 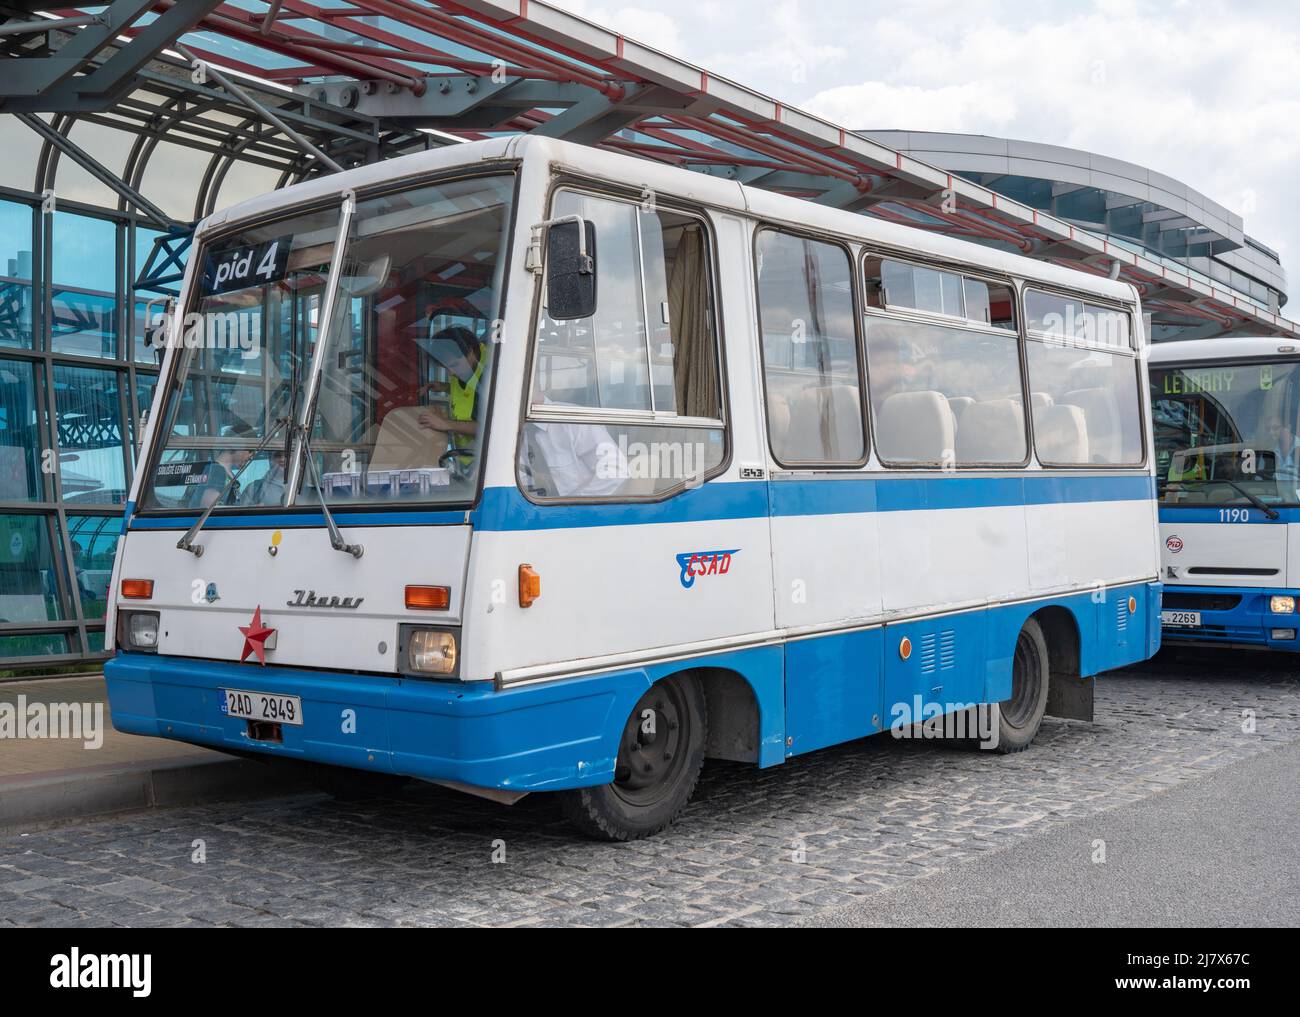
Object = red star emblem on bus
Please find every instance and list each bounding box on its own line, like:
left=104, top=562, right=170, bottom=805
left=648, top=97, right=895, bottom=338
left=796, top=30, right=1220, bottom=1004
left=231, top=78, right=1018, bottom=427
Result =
left=238, top=606, right=275, bottom=665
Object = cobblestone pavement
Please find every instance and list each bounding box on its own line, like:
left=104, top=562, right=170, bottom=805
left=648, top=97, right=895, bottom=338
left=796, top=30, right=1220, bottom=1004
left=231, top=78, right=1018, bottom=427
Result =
left=3, top=651, right=1299, bottom=927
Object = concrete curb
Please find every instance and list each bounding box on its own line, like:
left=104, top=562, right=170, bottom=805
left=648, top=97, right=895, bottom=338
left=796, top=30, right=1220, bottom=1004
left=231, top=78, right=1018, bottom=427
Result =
left=0, top=757, right=311, bottom=830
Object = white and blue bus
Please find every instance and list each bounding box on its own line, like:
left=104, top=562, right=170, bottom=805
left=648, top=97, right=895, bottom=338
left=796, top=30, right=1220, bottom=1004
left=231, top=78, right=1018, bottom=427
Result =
left=1152, top=337, right=1300, bottom=649
left=105, top=136, right=1161, bottom=840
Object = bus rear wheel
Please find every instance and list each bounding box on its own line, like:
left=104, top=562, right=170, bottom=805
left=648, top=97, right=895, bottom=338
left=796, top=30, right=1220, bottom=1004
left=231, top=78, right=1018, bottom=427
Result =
left=559, top=673, right=707, bottom=841
left=996, top=618, right=1050, bottom=753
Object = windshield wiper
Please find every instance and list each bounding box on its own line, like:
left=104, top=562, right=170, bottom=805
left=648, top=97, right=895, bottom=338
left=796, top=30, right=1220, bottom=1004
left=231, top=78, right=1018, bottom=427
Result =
left=1220, top=479, right=1281, bottom=519
left=1166, top=479, right=1281, bottom=520
left=278, top=188, right=364, bottom=560
left=296, top=423, right=363, bottom=559
left=177, top=415, right=291, bottom=557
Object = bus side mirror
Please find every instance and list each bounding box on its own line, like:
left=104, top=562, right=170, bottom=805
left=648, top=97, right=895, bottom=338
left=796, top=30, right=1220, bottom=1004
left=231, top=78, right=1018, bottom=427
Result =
left=545, top=218, right=597, bottom=320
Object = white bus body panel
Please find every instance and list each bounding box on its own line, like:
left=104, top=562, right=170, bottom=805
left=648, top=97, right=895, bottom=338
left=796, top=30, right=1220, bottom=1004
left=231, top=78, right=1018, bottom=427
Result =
left=115, top=526, right=470, bottom=671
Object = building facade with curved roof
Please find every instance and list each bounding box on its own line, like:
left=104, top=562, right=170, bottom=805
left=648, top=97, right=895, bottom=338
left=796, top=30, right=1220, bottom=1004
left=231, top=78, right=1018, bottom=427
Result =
left=863, top=131, right=1288, bottom=343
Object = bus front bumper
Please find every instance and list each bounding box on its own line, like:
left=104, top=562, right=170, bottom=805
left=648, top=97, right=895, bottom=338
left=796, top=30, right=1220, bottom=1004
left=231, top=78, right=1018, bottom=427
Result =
left=104, top=652, right=649, bottom=792
left=1160, top=585, right=1300, bottom=650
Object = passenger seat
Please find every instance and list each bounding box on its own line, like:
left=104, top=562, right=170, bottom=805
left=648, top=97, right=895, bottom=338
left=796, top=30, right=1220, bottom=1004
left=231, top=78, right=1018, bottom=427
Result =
left=1062, top=388, right=1122, bottom=463
left=876, top=390, right=955, bottom=463
left=1034, top=404, right=1090, bottom=464
left=954, top=399, right=1026, bottom=463
left=788, top=384, right=863, bottom=461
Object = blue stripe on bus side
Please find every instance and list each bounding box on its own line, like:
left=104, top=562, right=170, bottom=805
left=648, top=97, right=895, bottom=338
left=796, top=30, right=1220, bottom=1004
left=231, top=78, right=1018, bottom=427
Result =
left=127, top=472, right=1155, bottom=532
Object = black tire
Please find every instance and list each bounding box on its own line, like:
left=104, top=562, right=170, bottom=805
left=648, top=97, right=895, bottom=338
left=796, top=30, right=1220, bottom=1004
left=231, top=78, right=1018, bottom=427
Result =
left=309, top=764, right=409, bottom=801
left=559, top=673, right=707, bottom=841
left=995, top=618, right=1050, bottom=753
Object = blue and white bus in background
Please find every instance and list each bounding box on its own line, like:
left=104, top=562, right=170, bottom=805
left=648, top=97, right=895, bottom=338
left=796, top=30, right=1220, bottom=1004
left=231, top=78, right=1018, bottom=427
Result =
left=104, top=136, right=1161, bottom=840
left=1152, top=337, right=1300, bottom=649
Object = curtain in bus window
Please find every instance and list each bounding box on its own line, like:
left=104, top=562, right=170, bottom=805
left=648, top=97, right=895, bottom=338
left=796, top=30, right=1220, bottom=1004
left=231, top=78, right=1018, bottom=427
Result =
left=757, top=231, right=864, bottom=464
left=1026, top=339, right=1142, bottom=465
left=865, top=316, right=1025, bottom=465
left=666, top=225, right=717, bottom=418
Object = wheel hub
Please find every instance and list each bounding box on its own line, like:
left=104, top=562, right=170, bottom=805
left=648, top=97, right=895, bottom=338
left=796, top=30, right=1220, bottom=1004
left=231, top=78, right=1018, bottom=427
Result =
left=613, top=686, right=688, bottom=805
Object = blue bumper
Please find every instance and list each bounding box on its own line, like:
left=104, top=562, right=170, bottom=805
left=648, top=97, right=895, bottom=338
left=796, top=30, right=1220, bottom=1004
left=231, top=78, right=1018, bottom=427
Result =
left=1161, top=585, right=1300, bottom=650
left=104, top=653, right=652, bottom=791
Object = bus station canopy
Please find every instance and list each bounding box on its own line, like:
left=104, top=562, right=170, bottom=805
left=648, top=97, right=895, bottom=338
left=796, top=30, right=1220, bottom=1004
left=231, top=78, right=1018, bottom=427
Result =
left=2, top=0, right=1293, bottom=340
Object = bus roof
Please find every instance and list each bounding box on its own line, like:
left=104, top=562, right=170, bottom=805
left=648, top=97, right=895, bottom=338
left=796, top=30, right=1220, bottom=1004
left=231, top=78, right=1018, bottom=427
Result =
left=1149, top=336, right=1300, bottom=364
left=197, top=135, right=1138, bottom=306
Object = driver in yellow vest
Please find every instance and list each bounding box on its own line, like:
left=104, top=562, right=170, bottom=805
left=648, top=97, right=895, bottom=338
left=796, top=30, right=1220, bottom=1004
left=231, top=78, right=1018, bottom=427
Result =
left=417, top=325, right=487, bottom=454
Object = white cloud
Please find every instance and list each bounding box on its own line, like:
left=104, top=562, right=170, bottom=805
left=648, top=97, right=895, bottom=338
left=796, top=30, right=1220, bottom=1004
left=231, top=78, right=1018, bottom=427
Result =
left=548, top=1, right=686, bottom=55
left=809, top=81, right=1018, bottom=134
left=699, top=0, right=847, bottom=90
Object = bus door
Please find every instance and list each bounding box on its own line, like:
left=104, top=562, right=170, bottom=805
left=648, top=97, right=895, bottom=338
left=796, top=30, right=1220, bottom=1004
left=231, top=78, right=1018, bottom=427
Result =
left=754, top=228, right=885, bottom=755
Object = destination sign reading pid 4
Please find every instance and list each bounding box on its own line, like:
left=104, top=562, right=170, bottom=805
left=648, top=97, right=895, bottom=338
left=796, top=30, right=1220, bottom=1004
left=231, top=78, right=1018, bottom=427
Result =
left=201, top=236, right=293, bottom=296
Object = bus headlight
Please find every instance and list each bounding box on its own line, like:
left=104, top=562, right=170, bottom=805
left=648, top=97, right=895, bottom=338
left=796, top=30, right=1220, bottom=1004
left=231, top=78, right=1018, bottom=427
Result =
left=119, top=611, right=160, bottom=652
left=1270, top=596, right=1296, bottom=614
left=403, top=626, right=458, bottom=677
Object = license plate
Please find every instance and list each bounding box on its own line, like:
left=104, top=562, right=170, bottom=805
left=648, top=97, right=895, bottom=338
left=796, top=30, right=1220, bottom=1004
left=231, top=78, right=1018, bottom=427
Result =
left=220, top=688, right=303, bottom=726
left=1161, top=610, right=1202, bottom=628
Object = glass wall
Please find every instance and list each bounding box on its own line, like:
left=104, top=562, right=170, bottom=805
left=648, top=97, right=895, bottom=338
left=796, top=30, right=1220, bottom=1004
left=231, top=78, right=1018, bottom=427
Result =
left=0, top=200, right=35, bottom=350
left=0, top=187, right=166, bottom=665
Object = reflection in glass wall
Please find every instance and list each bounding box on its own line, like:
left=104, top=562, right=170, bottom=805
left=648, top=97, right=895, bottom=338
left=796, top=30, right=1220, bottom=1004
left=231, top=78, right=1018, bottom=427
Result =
left=51, top=211, right=119, bottom=358
left=0, top=199, right=34, bottom=349
left=0, top=514, right=66, bottom=631
left=0, top=358, right=42, bottom=502
left=0, top=189, right=168, bottom=662
left=0, top=633, right=69, bottom=656
left=67, top=515, right=122, bottom=621
left=132, top=225, right=173, bottom=365
left=54, top=364, right=126, bottom=504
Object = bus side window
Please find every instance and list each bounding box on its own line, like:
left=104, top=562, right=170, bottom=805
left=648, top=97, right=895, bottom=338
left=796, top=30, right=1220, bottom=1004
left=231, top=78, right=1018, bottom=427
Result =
left=755, top=230, right=865, bottom=466
left=522, top=190, right=725, bottom=500
left=862, top=259, right=1024, bottom=468
left=1024, top=290, right=1143, bottom=467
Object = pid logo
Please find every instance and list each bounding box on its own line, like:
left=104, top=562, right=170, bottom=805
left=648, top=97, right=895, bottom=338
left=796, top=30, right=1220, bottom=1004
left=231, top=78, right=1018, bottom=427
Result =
left=1166, top=535, right=1184, bottom=553
left=204, top=235, right=291, bottom=296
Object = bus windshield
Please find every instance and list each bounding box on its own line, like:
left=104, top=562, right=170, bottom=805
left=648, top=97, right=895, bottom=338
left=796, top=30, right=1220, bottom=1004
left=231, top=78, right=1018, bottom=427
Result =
left=140, top=173, right=515, bottom=512
left=1151, top=359, right=1300, bottom=507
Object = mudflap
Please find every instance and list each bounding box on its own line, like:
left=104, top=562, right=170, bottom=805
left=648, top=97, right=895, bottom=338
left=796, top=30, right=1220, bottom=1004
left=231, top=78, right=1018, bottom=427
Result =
left=1046, top=673, right=1095, bottom=722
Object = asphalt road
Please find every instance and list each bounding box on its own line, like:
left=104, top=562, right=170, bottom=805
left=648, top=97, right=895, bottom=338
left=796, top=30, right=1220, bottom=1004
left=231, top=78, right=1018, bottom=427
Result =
left=806, top=737, right=1300, bottom=927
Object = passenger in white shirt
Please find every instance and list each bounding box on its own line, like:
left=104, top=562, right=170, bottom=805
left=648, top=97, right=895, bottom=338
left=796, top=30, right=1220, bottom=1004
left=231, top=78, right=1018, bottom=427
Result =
left=521, top=401, right=628, bottom=498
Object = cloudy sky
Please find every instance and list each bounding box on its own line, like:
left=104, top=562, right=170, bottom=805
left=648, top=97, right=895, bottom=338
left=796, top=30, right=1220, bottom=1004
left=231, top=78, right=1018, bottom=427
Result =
left=554, top=0, right=1299, bottom=272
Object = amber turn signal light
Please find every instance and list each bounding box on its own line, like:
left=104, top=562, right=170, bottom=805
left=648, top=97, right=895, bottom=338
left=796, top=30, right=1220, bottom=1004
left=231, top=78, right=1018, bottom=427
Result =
left=120, top=579, right=154, bottom=599
left=519, top=565, right=541, bottom=608
left=405, top=585, right=450, bottom=610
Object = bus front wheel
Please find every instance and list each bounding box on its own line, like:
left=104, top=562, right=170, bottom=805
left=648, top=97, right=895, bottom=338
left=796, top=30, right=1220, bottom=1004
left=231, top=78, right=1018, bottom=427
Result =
left=559, top=673, right=707, bottom=841
left=996, top=618, right=1050, bottom=753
